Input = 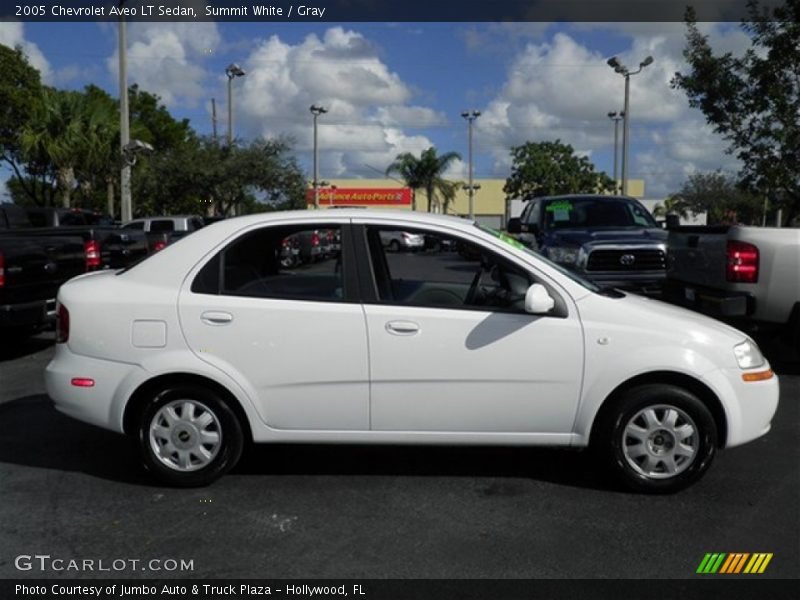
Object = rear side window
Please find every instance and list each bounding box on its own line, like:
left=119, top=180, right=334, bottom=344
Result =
left=60, top=212, right=88, bottom=226
left=150, top=220, right=175, bottom=232
left=192, top=225, right=345, bottom=302
left=190, top=218, right=204, bottom=231
left=123, top=221, right=145, bottom=230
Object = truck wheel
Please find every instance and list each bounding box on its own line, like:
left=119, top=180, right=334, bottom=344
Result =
left=594, top=384, right=717, bottom=493
left=137, top=385, right=244, bottom=487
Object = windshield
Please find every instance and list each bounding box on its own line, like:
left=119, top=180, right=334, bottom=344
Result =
left=477, top=224, right=601, bottom=293
left=542, top=197, right=657, bottom=229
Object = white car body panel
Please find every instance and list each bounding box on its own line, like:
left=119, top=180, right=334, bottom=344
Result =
left=44, top=209, right=779, bottom=454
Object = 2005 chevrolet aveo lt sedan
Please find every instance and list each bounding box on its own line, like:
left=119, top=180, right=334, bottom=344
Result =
left=46, top=210, right=779, bottom=492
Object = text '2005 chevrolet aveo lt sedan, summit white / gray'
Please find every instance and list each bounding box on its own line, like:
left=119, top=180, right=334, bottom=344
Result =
left=45, top=210, right=779, bottom=492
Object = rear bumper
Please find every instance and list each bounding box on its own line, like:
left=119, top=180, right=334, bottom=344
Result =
left=663, top=279, right=754, bottom=317
left=0, top=298, right=55, bottom=329
left=45, top=344, right=143, bottom=433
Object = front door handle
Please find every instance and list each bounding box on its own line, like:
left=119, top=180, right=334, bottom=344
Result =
left=201, top=311, right=233, bottom=325
left=386, top=320, right=420, bottom=336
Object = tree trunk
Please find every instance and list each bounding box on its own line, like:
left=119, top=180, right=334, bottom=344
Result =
left=106, top=178, right=115, bottom=218
left=58, top=167, right=74, bottom=208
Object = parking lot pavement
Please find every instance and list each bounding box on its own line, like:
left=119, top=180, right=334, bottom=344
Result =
left=0, top=334, right=797, bottom=579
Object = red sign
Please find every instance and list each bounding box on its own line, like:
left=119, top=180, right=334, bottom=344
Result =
left=306, top=187, right=412, bottom=206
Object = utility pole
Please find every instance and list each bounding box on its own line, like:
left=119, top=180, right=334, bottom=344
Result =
left=461, top=110, right=481, bottom=219
left=119, top=11, right=131, bottom=222
left=211, top=98, right=218, bottom=141
left=310, top=105, right=328, bottom=209
left=608, top=111, right=624, bottom=192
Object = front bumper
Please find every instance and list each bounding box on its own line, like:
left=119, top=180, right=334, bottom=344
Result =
left=703, top=365, right=779, bottom=448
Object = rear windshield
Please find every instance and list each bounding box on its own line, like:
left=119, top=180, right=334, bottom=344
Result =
left=542, top=197, right=657, bottom=229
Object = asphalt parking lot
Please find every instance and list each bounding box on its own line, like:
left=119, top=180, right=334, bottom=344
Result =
left=0, top=332, right=797, bottom=579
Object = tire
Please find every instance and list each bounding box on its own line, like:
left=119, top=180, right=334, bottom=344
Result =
left=389, top=240, right=401, bottom=253
left=594, top=384, right=717, bottom=493
left=137, top=385, right=244, bottom=487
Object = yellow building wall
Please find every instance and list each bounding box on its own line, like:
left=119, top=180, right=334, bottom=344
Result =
left=319, top=178, right=646, bottom=217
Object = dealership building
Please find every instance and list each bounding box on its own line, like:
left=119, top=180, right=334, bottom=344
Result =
left=307, top=178, right=656, bottom=229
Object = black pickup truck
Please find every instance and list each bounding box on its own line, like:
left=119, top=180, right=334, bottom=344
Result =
left=507, top=194, right=668, bottom=293
left=25, top=207, right=150, bottom=269
left=0, top=205, right=86, bottom=336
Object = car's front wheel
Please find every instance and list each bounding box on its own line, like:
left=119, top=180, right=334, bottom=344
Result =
left=595, top=384, right=717, bottom=493
left=137, top=385, right=244, bottom=487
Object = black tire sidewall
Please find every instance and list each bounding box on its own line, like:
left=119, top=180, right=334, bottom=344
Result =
left=137, top=385, right=244, bottom=487
left=604, top=385, right=717, bottom=494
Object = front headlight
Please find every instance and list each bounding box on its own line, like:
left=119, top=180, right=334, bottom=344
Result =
left=547, top=247, right=579, bottom=264
left=733, top=339, right=765, bottom=369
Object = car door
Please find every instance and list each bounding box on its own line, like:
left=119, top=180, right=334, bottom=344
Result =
left=178, top=220, right=370, bottom=430
left=355, top=220, right=584, bottom=434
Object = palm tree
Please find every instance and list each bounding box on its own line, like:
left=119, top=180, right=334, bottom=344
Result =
left=387, top=147, right=461, bottom=212
left=653, top=194, right=690, bottom=220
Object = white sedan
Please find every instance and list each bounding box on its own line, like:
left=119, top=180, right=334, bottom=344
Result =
left=45, top=210, right=779, bottom=492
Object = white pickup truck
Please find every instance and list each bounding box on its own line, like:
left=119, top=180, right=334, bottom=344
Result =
left=664, top=225, right=800, bottom=352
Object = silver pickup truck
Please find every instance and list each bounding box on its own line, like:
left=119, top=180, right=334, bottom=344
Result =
left=664, top=225, right=800, bottom=352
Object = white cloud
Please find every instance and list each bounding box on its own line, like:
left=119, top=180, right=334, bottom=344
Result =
left=0, top=21, right=51, bottom=82
left=236, top=27, right=441, bottom=178
left=475, top=25, right=748, bottom=197
left=106, top=21, right=221, bottom=106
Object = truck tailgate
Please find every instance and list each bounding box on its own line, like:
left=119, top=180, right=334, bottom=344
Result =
left=667, top=226, right=731, bottom=288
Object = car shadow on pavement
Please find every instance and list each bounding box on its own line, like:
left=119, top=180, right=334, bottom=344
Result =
left=0, top=394, right=150, bottom=486
left=0, top=395, right=619, bottom=492
left=0, top=334, right=54, bottom=362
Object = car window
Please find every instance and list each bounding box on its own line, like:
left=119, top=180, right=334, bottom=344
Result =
left=365, top=227, right=534, bottom=313
left=190, top=218, right=204, bottom=231
left=192, top=225, right=345, bottom=302
left=61, top=212, right=87, bottom=226
left=150, top=220, right=175, bottom=233
left=123, top=221, right=145, bottom=230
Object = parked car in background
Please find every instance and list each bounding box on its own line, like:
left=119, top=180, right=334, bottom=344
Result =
left=0, top=204, right=86, bottom=336
left=25, top=207, right=150, bottom=269
left=380, top=230, right=425, bottom=252
left=46, top=210, right=778, bottom=492
left=664, top=225, right=800, bottom=353
left=507, top=195, right=668, bottom=293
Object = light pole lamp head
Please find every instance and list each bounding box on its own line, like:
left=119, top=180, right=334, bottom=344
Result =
left=461, top=110, right=481, bottom=120
left=310, top=104, right=328, bottom=116
left=640, top=55, right=654, bottom=68
left=225, top=63, right=246, bottom=79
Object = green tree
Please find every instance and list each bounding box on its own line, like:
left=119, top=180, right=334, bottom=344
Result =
left=503, top=140, right=616, bottom=200
left=0, top=44, right=44, bottom=203
left=672, top=1, right=800, bottom=225
left=386, top=147, right=461, bottom=212
left=652, top=195, right=691, bottom=220
left=670, top=171, right=763, bottom=225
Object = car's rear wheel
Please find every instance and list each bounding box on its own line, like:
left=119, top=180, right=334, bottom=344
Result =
left=137, top=385, right=244, bottom=487
left=595, top=384, right=717, bottom=493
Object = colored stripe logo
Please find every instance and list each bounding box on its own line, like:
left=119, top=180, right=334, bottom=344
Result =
left=696, top=553, right=773, bottom=574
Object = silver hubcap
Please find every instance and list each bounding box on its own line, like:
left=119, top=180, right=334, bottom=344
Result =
left=149, top=400, right=222, bottom=472
left=622, top=404, right=698, bottom=479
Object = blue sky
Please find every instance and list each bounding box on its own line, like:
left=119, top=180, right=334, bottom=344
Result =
left=1, top=20, right=751, bottom=199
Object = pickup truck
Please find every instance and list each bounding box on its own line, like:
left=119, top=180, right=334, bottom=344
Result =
left=507, top=194, right=667, bottom=292
left=25, top=207, right=150, bottom=269
left=121, top=214, right=206, bottom=252
left=0, top=205, right=86, bottom=336
left=664, top=225, right=800, bottom=352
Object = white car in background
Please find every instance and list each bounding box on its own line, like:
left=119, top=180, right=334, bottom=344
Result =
left=46, top=210, right=779, bottom=491
left=380, top=229, right=425, bottom=252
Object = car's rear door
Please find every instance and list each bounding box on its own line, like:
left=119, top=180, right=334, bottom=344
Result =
left=178, top=219, right=370, bottom=430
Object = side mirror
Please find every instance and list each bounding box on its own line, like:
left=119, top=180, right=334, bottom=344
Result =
left=525, top=283, right=555, bottom=315
left=506, top=217, right=521, bottom=234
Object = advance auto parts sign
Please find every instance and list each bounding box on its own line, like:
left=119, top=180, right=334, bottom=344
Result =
left=306, top=188, right=413, bottom=206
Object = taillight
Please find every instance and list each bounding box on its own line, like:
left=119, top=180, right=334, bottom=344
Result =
left=56, top=302, right=69, bottom=343
left=311, top=233, right=320, bottom=247
left=327, top=230, right=334, bottom=242
left=0, top=252, right=5, bottom=288
left=84, top=240, right=101, bottom=270
left=727, top=241, right=759, bottom=283
left=153, top=240, right=167, bottom=252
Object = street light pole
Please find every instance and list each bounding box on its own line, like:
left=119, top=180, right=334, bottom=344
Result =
left=607, top=111, right=624, bottom=192
left=607, top=55, right=653, bottom=196
left=118, top=12, right=131, bottom=222
left=310, top=105, right=328, bottom=210
left=461, top=109, right=481, bottom=219
left=225, top=63, right=245, bottom=148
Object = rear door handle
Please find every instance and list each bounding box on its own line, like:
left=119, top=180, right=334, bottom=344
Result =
left=201, top=311, right=233, bottom=325
left=386, top=320, right=419, bottom=336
